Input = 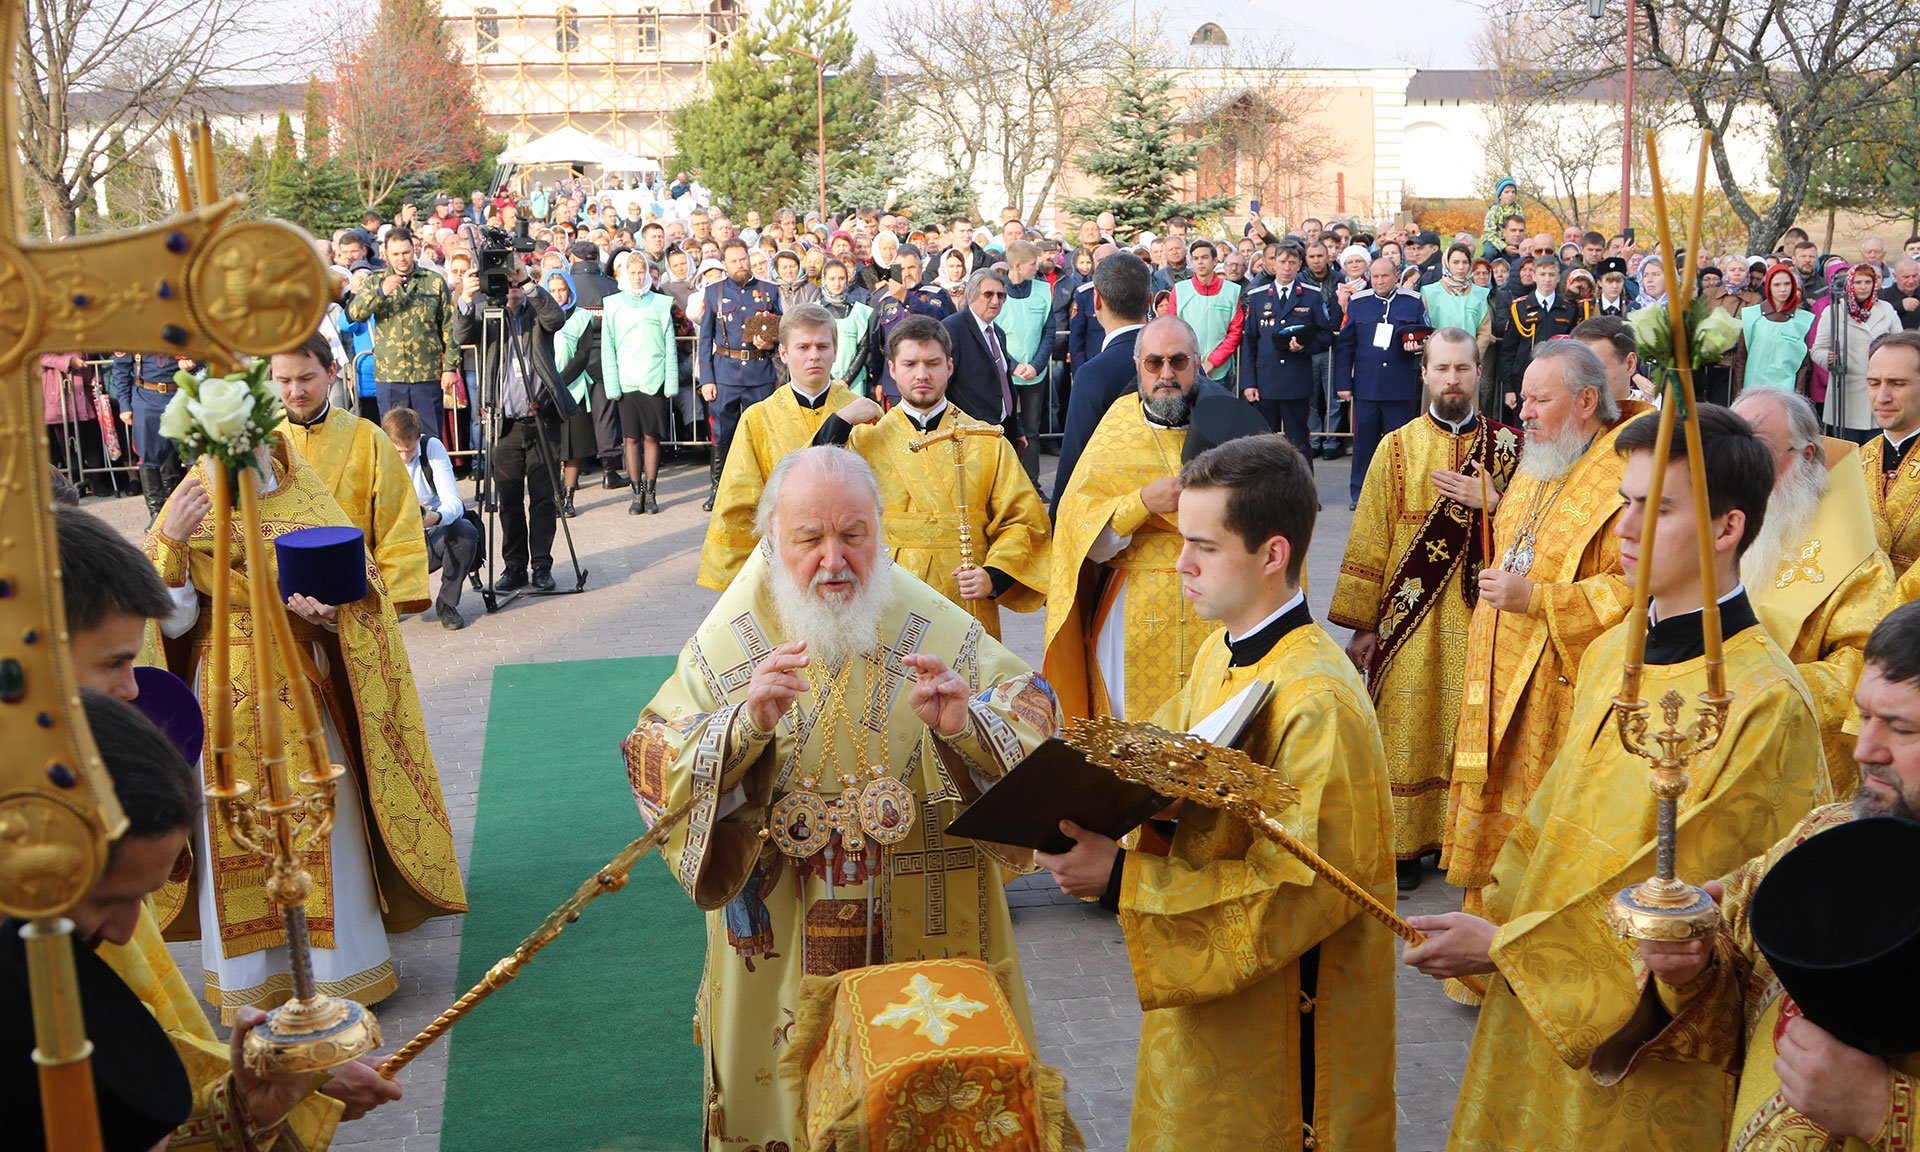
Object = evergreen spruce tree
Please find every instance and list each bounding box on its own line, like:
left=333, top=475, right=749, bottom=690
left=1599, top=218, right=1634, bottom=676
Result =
left=1064, top=45, right=1229, bottom=235
left=303, top=78, right=331, bottom=161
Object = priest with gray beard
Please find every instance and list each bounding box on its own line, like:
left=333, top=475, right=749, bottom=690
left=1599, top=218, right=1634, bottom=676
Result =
left=1733, top=389, right=1895, bottom=794
left=621, top=445, right=1062, bottom=1151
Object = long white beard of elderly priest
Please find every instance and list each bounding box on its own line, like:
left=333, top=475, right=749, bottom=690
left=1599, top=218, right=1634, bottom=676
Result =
left=623, top=445, right=1061, bottom=1149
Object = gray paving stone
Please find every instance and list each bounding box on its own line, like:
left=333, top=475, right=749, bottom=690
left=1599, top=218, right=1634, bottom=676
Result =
left=86, top=450, right=1479, bottom=1149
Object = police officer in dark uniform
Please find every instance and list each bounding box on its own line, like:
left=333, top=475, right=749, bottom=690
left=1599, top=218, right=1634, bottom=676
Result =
left=1238, top=240, right=1333, bottom=463
left=695, top=238, right=782, bottom=510
left=109, top=352, right=191, bottom=520
left=1333, top=256, right=1431, bottom=509
left=871, top=248, right=954, bottom=406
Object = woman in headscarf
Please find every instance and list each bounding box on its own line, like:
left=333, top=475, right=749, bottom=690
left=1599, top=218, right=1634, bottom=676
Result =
left=1335, top=243, right=1372, bottom=316
left=748, top=246, right=773, bottom=283
left=600, top=252, right=680, bottom=513
left=1421, top=242, right=1495, bottom=370
left=1633, top=255, right=1667, bottom=310
left=871, top=229, right=899, bottom=284
left=543, top=265, right=600, bottom=517
left=1731, top=262, right=1813, bottom=397
left=935, top=248, right=970, bottom=311
left=1813, top=261, right=1899, bottom=442
left=819, top=258, right=875, bottom=395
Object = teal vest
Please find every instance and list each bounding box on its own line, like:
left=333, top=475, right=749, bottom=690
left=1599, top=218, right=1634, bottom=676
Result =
left=1740, top=307, right=1813, bottom=390
left=831, top=302, right=875, bottom=393
left=601, top=291, right=678, bottom=398
left=999, top=279, right=1052, bottom=374
left=1420, top=282, right=1491, bottom=336
left=1175, top=278, right=1242, bottom=380
left=555, top=307, right=596, bottom=404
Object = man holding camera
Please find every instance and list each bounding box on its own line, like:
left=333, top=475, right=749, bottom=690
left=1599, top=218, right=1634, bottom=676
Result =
left=453, top=257, right=568, bottom=592
left=346, top=229, right=461, bottom=441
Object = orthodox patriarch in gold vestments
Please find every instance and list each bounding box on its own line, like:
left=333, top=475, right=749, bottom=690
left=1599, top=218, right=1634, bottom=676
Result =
left=1447, top=605, right=1830, bottom=1151
left=144, top=432, right=466, bottom=1018
left=101, top=907, right=344, bottom=1149
left=1446, top=403, right=1649, bottom=926
left=278, top=405, right=431, bottom=614
left=1121, top=612, right=1397, bottom=1151
left=1862, top=433, right=1920, bottom=574
left=697, top=383, right=857, bottom=590
left=1743, top=437, right=1892, bottom=795
left=623, top=547, right=1059, bottom=1150
left=1045, top=393, right=1206, bottom=721
left=1590, top=803, right=1920, bottom=1152
left=837, top=402, right=1050, bottom=640
left=1331, top=411, right=1520, bottom=862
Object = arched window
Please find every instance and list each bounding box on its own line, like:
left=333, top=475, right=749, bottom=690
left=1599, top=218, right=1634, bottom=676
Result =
left=475, top=6, right=499, bottom=55
left=555, top=6, right=580, bottom=54
left=1191, top=22, right=1228, bottom=46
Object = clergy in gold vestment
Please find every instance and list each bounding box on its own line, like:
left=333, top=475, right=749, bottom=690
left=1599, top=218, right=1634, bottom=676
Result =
left=1735, top=390, right=1893, bottom=794
left=812, top=314, right=1050, bottom=640
left=1595, top=609, right=1920, bottom=1151
left=1859, top=336, right=1920, bottom=574
left=1332, top=328, right=1520, bottom=879
left=1045, top=317, right=1211, bottom=721
left=624, top=447, right=1058, bottom=1150
left=1039, top=435, right=1397, bottom=1151
left=144, top=432, right=466, bottom=1018
left=272, top=335, right=431, bottom=614
left=1447, top=342, right=1646, bottom=930
left=697, top=305, right=859, bottom=591
left=1404, top=407, right=1832, bottom=1152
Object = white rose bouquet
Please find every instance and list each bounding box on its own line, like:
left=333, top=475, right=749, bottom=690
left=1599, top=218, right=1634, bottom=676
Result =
left=1626, top=293, right=1743, bottom=407
left=161, top=360, right=282, bottom=475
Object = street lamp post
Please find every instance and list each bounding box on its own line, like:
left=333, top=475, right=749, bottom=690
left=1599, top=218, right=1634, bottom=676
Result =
left=789, top=47, right=828, bottom=225
left=1591, top=0, right=1638, bottom=235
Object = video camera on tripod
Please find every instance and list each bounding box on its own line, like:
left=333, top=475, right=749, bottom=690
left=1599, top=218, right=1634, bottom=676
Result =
left=476, top=223, right=536, bottom=308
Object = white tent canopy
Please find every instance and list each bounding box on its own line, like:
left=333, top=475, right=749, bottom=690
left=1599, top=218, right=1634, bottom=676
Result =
left=496, top=126, right=661, bottom=175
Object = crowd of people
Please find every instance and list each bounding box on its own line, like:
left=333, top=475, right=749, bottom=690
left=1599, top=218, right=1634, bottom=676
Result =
left=27, top=167, right=1920, bottom=1152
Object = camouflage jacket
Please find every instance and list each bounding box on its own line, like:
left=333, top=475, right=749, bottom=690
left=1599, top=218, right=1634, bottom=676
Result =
left=346, top=268, right=460, bottom=380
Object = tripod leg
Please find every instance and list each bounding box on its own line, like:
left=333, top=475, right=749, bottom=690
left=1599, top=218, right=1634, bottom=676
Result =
left=528, top=412, right=589, bottom=590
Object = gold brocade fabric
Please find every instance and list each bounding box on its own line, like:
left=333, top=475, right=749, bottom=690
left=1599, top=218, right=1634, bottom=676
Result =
left=142, top=434, right=466, bottom=957
left=698, top=384, right=858, bottom=591
left=100, top=906, right=342, bottom=1151
left=1897, top=555, right=1920, bottom=607
left=1331, top=414, right=1518, bottom=860
left=1862, top=435, right=1920, bottom=575
left=783, top=958, right=1079, bottom=1152
left=1588, top=804, right=1920, bottom=1152
left=1119, top=624, right=1397, bottom=1152
left=622, top=549, right=1059, bottom=1150
left=843, top=404, right=1051, bottom=641
left=1446, top=411, right=1645, bottom=907
left=278, top=408, right=431, bottom=614
left=1447, top=624, right=1831, bottom=1151
left=1043, top=395, right=1203, bottom=722
left=1748, top=442, right=1893, bottom=796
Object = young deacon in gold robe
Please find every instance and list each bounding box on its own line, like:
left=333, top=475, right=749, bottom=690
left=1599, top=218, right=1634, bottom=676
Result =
left=1596, top=604, right=1920, bottom=1152
left=1860, top=333, right=1920, bottom=574
left=697, top=304, right=859, bottom=590
left=1404, top=405, right=1832, bottom=1152
left=624, top=447, right=1060, bottom=1151
left=144, top=432, right=467, bottom=1019
left=1331, top=326, right=1520, bottom=889
left=811, top=313, right=1050, bottom=640
left=1038, top=434, right=1397, bottom=1152
left=1447, top=340, right=1649, bottom=943
left=1045, top=316, right=1212, bottom=721
left=57, top=508, right=401, bottom=1149
left=1733, top=389, right=1893, bottom=793
left=271, top=333, right=431, bottom=614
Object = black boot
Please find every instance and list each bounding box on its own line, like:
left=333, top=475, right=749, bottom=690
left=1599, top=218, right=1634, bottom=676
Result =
left=562, top=485, right=578, bottom=518
left=603, top=462, right=627, bottom=489
left=629, top=481, right=647, bottom=515
left=702, top=452, right=721, bottom=511
left=139, top=468, right=165, bottom=524
left=643, top=478, right=659, bottom=514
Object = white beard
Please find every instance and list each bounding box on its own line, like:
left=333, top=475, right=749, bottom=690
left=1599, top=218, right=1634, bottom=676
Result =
left=1740, top=457, right=1828, bottom=590
left=768, top=550, right=897, bottom=671
left=1516, top=419, right=1589, bottom=481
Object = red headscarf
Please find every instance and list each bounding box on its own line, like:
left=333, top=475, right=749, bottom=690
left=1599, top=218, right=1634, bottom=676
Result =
left=1762, top=263, right=1802, bottom=314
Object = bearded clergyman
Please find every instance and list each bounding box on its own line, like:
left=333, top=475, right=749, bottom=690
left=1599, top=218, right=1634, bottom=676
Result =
left=1732, top=389, right=1893, bottom=793
left=1445, top=340, right=1649, bottom=998
left=622, top=446, right=1060, bottom=1150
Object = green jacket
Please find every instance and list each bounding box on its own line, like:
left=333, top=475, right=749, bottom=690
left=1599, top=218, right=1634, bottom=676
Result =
left=601, top=290, right=678, bottom=398
left=345, top=268, right=460, bottom=380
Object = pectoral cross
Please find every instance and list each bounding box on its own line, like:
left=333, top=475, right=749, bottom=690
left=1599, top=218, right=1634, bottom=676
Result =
left=908, top=421, right=1003, bottom=571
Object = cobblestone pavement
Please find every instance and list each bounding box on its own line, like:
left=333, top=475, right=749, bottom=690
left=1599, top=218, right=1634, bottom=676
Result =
left=85, top=446, right=1478, bottom=1152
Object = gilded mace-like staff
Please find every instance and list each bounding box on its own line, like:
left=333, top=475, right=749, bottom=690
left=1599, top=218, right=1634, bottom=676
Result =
left=1604, top=130, right=1733, bottom=943
left=378, top=793, right=699, bottom=1077
left=1065, top=717, right=1489, bottom=997
left=909, top=421, right=1004, bottom=621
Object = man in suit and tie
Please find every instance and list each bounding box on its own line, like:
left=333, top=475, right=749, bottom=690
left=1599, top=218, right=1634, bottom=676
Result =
left=1240, top=240, right=1334, bottom=462
left=1333, top=256, right=1430, bottom=510
left=942, top=268, right=1022, bottom=448
left=1053, top=251, right=1153, bottom=512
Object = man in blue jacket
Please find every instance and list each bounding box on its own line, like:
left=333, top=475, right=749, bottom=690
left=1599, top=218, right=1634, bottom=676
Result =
left=1051, top=252, right=1151, bottom=513
left=109, top=352, right=191, bottom=521
left=1332, top=257, right=1429, bottom=509
left=1240, top=240, right=1333, bottom=464
left=695, top=238, right=783, bottom=510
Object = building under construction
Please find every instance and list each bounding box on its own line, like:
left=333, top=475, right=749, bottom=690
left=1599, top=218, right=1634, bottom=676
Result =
left=438, top=0, right=743, bottom=163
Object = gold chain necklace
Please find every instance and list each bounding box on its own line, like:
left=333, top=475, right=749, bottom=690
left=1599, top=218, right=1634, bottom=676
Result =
left=1501, top=467, right=1575, bottom=576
